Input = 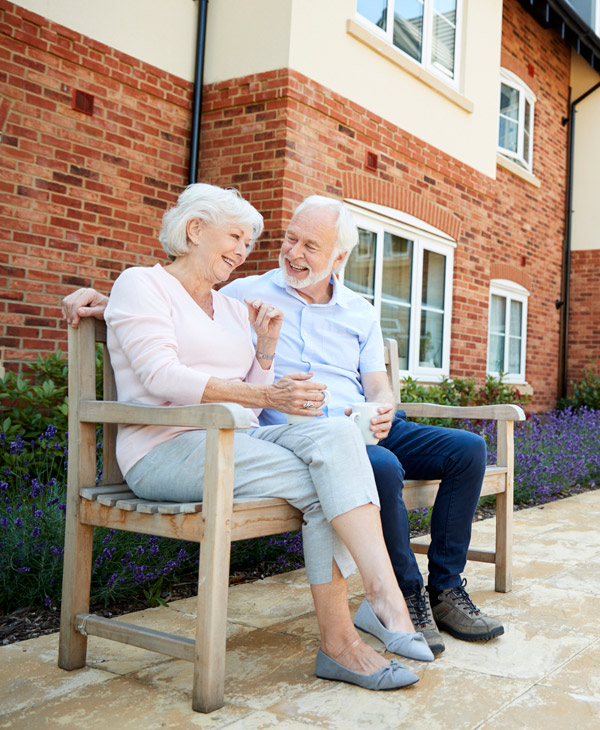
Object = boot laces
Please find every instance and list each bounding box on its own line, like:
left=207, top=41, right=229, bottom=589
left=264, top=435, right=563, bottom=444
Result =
left=407, top=590, right=432, bottom=627
left=446, top=579, right=480, bottom=616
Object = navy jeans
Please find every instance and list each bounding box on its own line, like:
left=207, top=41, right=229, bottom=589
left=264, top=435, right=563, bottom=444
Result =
left=368, top=411, right=487, bottom=598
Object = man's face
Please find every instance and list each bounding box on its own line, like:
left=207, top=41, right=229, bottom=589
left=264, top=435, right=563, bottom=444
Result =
left=279, top=207, right=347, bottom=290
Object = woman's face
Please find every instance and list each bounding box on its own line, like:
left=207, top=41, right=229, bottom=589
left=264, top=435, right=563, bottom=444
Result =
left=190, top=220, right=253, bottom=284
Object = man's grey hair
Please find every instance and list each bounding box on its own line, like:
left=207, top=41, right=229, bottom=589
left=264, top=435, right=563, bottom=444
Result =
left=292, top=195, right=359, bottom=259
left=159, top=183, right=264, bottom=260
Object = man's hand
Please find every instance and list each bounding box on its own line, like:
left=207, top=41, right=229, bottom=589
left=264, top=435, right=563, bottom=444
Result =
left=62, top=288, right=109, bottom=327
left=344, top=402, right=394, bottom=441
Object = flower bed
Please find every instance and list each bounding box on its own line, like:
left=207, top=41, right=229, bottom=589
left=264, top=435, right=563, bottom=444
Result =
left=2, top=407, right=599, bottom=620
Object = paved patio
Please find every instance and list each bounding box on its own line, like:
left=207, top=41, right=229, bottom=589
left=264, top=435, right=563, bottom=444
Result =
left=2, top=490, right=600, bottom=729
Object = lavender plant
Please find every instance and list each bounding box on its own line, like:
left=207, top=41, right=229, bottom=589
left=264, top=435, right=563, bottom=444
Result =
left=2, top=373, right=599, bottom=612
left=407, top=407, right=600, bottom=530
left=0, top=425, right=304, bottom=613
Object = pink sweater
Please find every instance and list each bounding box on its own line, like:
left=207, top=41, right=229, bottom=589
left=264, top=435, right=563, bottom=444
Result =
left=104, top=264, right=273, bottom=476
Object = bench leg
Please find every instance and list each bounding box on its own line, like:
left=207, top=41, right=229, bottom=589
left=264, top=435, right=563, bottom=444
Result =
left=193, top=429, right=235, bottom=713
left=58, top=518, right=94, bottom=669
left=494, top=489, right=512, bottom=592
left=494, top=421, right=514, bottom=593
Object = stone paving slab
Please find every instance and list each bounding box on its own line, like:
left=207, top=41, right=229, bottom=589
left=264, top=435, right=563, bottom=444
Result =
left=1, top=491, right=600, bottom=728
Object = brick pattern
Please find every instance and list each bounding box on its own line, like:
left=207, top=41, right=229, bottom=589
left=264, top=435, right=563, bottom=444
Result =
left=198, top=0, right=570, bottom=410
left=489, top=264, right=533, bottom=292
left=0, top=0, right=192, bottom=361
left=568, top=249, right=600, bottom=387
left=0, top=0, right=575, bottom=410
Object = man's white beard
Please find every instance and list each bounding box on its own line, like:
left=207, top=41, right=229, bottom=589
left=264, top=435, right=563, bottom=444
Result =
left=279, top=250, right=337, bottom=289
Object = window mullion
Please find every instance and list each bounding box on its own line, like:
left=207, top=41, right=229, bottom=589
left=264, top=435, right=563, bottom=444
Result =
left=373, top=229, right=385, bottom=318
left=503, top=296, right=511, bottom=372
left=518, top=92, right=525, bottom=161
left=422, top=0, right=433, bottom=71
left=386, top=0, right=394, bottom=43
left=410, top=240, right=423, bottom=373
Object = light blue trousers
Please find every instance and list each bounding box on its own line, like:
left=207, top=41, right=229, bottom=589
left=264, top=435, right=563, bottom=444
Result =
left=125, top=417, right=380, bottom=584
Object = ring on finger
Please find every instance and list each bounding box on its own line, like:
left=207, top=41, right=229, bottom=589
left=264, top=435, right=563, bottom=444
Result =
left=302, top=401, right=315, bottom=409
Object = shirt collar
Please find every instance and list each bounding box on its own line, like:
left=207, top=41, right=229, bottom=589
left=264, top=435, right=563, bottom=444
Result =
left=272, top=268, right=350, bottom=308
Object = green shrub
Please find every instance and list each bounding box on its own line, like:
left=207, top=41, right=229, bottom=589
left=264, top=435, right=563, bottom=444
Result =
left=400, top=372, right=528, bottom=429
left=401, top=373, right=527, bottom=408
left=0, top=352, right=69, bottom=442
left=558, top=362, right=600, bottom=410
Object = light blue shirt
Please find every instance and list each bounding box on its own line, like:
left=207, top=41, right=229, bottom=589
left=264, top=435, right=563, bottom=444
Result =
left=222, top=269, right=385, bottom=425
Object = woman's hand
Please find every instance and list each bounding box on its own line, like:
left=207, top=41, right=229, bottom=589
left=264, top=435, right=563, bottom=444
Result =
left=62, top=288, right=109, bottom=327
left=245, top=298, right=283, bottom=340
left=266, top=372, right=328, bottom=416
left=245, top=299, right=283, bottom=369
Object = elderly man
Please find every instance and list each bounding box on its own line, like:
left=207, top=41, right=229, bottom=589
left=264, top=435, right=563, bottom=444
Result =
left=63, top=195, right=503, bottom=654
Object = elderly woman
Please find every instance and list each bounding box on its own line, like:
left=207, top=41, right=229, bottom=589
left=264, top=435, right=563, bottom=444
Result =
left=98, top=183, right=432, bottom=690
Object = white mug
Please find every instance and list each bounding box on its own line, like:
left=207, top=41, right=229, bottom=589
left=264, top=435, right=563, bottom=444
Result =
left=285, top=390, right=330, bottom=424
left=349, top=402, right=385, bottom=445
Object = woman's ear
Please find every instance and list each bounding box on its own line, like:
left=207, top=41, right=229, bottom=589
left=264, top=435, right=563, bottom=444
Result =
left=186, top=217, right=204, bottom=244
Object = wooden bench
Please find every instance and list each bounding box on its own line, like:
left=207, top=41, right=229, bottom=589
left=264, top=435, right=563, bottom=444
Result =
left=59, top=319, right=524, bottom=713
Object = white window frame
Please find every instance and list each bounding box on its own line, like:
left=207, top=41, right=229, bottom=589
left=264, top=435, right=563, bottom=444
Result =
left=341, top=201, right=455, bottom=381
left=355, top=0, right=463, bottom=88
left=498, top=68, right=536, bottom=173
left=487, top=279, right=529, bottom=384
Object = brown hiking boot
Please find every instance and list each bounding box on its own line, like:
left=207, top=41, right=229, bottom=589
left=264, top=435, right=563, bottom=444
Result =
left=430, top=579, right=504, bottom=642
left=405, top=585, right=445, bottom=654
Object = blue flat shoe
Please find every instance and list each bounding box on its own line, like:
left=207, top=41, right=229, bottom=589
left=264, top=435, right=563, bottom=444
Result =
left=315, top=649, right=419, bottom=690
left=354, top=599, right=435, bottom=662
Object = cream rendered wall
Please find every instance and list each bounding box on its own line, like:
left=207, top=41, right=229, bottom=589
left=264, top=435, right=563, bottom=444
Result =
left=203, top=0, right=293, bottom=81
left=13, top=0, right=198, bottom=81
left=204, top=0, right=503, bottom=178
left=570, top=50, right=600, bottom=252
left=14, top=0, right=503, bottom=177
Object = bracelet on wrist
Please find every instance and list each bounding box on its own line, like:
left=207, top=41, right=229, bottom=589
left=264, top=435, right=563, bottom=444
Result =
left=256, top=352, right=275, bottom=360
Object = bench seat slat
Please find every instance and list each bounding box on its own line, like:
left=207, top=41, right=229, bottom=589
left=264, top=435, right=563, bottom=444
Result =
left=80, top=484, right=132, bottom=501
left=97, top=492, right=137, bottom=507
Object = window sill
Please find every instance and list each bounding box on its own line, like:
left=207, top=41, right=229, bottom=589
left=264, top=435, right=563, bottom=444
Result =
left=512, top=382, right=533, bottom=397
left=347, top=18, right=474, bottom=114
left=496, top=154, right=541, bottom=188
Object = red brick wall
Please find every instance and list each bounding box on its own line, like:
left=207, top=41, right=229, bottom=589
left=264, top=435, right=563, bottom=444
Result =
left=568, top=249, right=600, bottom=388
left=0, top=0, right=192, bottom=363
left=199, top=0, right=570, bottom=410
left=0, top=0, right=574, bottom=410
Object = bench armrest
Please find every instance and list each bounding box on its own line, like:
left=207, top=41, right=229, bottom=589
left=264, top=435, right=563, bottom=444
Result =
left=79, top=401, right=252, bottom=429
left=399, top=403, right=526, bottom=421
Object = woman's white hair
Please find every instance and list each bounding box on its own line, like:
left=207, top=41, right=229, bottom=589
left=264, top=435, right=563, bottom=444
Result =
left=291, top=195, right=359, bottom=258
left=159, top=183, right=264, bottom=260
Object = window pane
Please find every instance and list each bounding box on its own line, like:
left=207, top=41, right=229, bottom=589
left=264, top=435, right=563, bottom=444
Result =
left=523, top=100, right=531, bottom=163
left=382, top=233, right=412, bottom=303
left=498, top=117, right=519, bottom=154
left=344, top=228, right=376, bottom=304
left=488, top=333, right=505, bottom=372
left=500, top=83, right=519, bottom=121
left=393, top=0, right=424, bottom=62
left=420, top=310, right=443, bottom=367
left=421, top=250, right=446, bottom=309
left=490, top=294, right=506, bottom=334
left=508, top=336, right=521, bottom=373
left=431, top=0, right=457, bottom=77
left=510, top=300, right=522, bottom=337
left=357, top=0, right=388, bottom=30
left=381, top=300, right=411, bottom=370
left=382, top=232, right=413, bottom=370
